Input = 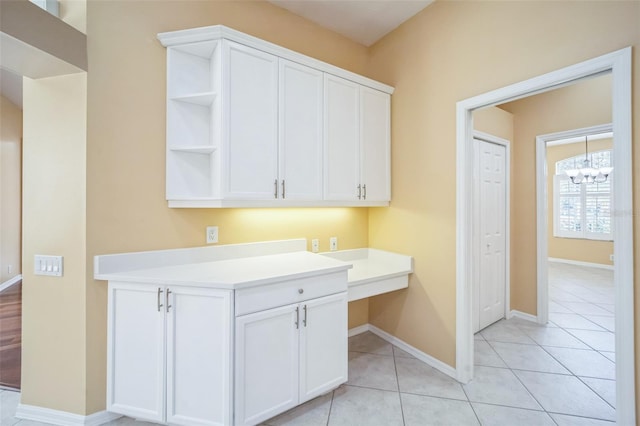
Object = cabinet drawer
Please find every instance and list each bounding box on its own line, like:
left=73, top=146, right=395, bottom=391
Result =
left=235, top=271, right=347, bottom=316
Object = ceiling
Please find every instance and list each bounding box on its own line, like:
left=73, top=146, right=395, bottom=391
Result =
left=1, top=1, right=434, bottom=108
left=268, top=0, right=434, bottom=46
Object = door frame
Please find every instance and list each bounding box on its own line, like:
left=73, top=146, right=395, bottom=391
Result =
left=535, top=123, right=613, bottom=326
left=455, top=47, right=634, bottom=425
left=472, top=131, right=511, bottom=332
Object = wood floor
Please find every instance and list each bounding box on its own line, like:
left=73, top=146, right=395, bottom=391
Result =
left=0, top=281, right=21, bottom=390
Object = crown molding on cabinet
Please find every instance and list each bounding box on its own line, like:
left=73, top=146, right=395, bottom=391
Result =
left=157, top=25, right=394, bottom=95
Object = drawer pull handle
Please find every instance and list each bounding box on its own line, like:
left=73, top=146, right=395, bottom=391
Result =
left=166, top=289, right=172, bottom=313
left=303, top=305, right=307, bottom=327
left=295, top=306, right=300, bottom=329
left=157, top=288, right=163, bottom=312
left=298, top=288, right=304, bottom=294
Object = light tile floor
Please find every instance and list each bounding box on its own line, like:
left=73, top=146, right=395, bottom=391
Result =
left=1, top=263, right=615, bottom=425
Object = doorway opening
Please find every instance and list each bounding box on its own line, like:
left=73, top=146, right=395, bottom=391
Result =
left=456, top=48, right=634, bottom=425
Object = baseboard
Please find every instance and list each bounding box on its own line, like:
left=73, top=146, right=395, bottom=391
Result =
left=348, top=323, right=371, bottom=337
left=349, top=323, right=457, bottom=380
left=0, top=274, right=22, bottom=293
left=509, top=310, right=538, bottom=323
left=548, top=257, right=613, bottom=271
left=16, top=403, right=122, bottom=426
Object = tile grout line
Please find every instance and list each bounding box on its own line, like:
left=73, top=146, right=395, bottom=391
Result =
left=325, top=387, right=336, bottom=426
left=391, top=347, right=407, bottom=426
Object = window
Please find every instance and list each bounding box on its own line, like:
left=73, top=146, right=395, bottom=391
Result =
left=553, top=150, right=612, bottom=240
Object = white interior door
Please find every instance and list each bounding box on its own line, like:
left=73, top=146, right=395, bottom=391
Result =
left=473, top=139, right=507, bottom=333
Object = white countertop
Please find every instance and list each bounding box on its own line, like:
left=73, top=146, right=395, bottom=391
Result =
left=320, top=249, right=413, bottom=287
left=95, top=250, right=351, bottom=290
left=94, top=240, right=413, bottom=298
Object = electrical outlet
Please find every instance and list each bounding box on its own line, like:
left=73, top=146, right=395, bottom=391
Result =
left=311, top=239, right=319, bottom=253
left=329, top=237, right=338, bottom=251
left=206, top=226, right=219, bottom=244
left=610, top=254, right=614, bottom=262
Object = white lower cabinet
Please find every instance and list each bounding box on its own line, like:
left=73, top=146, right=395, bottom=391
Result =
left=107, top=275, right=347, bottom=426
left=107, top=282, right=233, bottom=426
left=234, top=292, right=348, bottom=426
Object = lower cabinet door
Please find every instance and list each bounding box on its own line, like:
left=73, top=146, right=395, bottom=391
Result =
left=235, top=303, right=299, bottom=426
left=107, top=282, right=166, bottom=423
left=166, top=286, right=233, bottom=426
left=299, top=292, right=348, bottom=403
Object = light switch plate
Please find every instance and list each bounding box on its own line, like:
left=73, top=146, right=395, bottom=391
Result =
left=329, top=237, right=338, bottom=251
left=311, top=239, right=319, bottom=253
left=34, top=255, right=63, bottom=277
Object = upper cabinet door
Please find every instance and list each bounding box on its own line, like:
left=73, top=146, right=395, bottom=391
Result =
left=324, top=74, right=360, bottom=201
left=279, top=60, right=323, bottom=200
left=360, top=87, right=391, bottom=202
left=223, top=41, right=278, bottom=200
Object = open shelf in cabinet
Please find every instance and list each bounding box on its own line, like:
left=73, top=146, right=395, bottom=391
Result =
left=166, top=150, right=216, bottom=200
left=167, top=41, right=219, bottom=98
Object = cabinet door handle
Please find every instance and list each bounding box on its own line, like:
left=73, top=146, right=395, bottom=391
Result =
left=157, top=288, right=163, bottom=312
left=295, top=306, right=299, bottom=329
left=282, top=180, right=285, bottom=199
left=363, top=184, right=367, bottom=200
left=303, top=305, right=307, bottom=327
left=166, top=289, right=172, bottom=313
left=274, top=179, right=278, bottom=199
left=357, top=184, right=362, bottom=200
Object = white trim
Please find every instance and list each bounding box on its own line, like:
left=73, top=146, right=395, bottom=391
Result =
left=368, top=324, right=457, bottom=380
left=472, top=131, right=511, bottom=330
left=348, top=324, right=371, bottom=337
left=0, top=274, right=22, bottom=293
left=456, top=47, right=634, bottom=425
left=508, top=310, right=538, bottom=323
left=548, top=257, right=613, bottom=271
left=16, top=404, right=121, bottom=426
left=157, top=25, right=393, bottom=94
left=546, top=130, right=612, bottom=147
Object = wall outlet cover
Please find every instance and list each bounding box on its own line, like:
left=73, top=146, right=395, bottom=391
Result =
left=311, top=239, right=319, bottom=253
left=329, top=237, right=338, bottom=251
left=206, top=226, right=219, bottom=244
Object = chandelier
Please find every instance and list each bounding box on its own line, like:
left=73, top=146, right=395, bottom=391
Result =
left=565, top=135, right=613, bottom=184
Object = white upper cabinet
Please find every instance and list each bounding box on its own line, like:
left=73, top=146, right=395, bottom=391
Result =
left=158, top=25, right=393, bottom=208
left=360, top=86, right=391, bottom=202
left=324, top=74, right=360, bottom=201
left=279, top=60, right=323, bottom=201
left=324, top=76, right=391, bottom=203
left=222, top=41, right=278, bottom=200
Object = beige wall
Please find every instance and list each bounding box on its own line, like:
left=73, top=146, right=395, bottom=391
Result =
left=500, top=74, right=612, bottom=313
left=0, top=96, right=22, bottom=283
left=19, top=0, right=640, bottom=418
left=547, top=139, right=613, bottom=266
left=366, top=0, right=639, bottom=383
left=83, top=0, right=373, bottom=415
left=22, top=73, right=87, bottom=413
